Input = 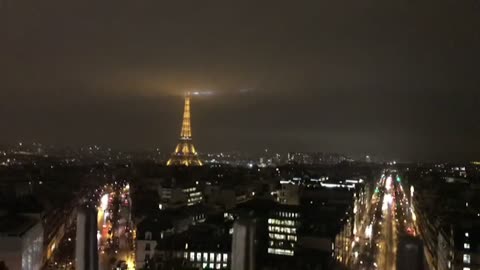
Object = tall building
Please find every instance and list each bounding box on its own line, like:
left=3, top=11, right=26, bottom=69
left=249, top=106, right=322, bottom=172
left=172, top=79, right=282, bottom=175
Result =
left=0, top=216, right=44, bottom=270
left=167, top=93, right=203, bottom=166
left=158, top=180, right=204, bottom=208
left=232, top=219, right=256, bottom=270
left=267, top=209, right=299, bottom=256
left=155, top=223, right=231, bottom=270
left=75, top=206, right=98, bottom=270
left=277, top=181, right=299, bottom=205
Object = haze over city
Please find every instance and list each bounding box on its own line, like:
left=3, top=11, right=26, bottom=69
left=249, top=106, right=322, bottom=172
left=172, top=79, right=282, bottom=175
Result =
left=1, top=1, right=479, bottom=161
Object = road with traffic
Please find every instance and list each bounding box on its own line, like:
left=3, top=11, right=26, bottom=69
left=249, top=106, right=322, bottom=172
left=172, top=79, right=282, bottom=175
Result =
left=98, top=182, right=134, bottom=270
left=352, top=171, right=417, bottom=270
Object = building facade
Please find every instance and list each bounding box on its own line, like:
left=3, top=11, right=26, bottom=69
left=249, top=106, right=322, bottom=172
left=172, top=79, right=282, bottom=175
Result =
left=267, top=209, right=299, bottom=256
left=75, top=206, right=98, bottom=270
left=232, top=219, right=256, bottom=270
left=0, top=217, right=44, bottom=270
left=158, top=185, right=203, bottom=209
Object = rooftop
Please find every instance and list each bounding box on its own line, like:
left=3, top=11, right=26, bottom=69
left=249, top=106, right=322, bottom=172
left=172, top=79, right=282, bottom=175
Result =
left=157, top=223, right=231, bottom=252
left=298, top=205, right=351, bottom=237
left=136, top=204, right=212, bottom=238
left=0, top=215, right=39, bottom=237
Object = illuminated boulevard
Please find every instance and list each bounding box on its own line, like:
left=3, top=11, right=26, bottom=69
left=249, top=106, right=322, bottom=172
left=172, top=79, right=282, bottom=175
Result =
left=97, top=182, right=135, bottom=270
left=351, top=172, right=416, bottom=270
left=40, top=181, right=135, bottom=270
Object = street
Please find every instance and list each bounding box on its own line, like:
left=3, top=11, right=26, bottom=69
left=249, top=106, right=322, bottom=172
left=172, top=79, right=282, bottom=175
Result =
left=351, top=172, right=416, bottom=270
left=98, top=182, right=135, bottom=270
left=42, top=181, right=134, bottom=270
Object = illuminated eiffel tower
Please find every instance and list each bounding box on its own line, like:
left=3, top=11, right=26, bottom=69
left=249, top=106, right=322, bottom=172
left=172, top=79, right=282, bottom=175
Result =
left=166, top=93, right=203, bottom=166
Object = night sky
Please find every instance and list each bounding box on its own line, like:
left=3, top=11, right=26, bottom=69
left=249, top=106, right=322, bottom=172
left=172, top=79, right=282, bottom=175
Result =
left=1, top=1, right=479, bottom=161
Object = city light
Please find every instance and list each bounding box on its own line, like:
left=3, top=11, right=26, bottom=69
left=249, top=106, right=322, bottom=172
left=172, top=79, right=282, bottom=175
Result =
left=126, top=257, right=135, bottom=270
left=100, top=194, right=109, bottom=210
left=385, top=176, right=392, bottom=191
left=191, top=90, right=214, bottom=96
left=385, top=194, right=393, bottom=205
left=365, top=224, right=372, bottom=238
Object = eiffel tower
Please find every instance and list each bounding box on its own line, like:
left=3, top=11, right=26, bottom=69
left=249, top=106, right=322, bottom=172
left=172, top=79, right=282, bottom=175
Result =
left=166, top=93, right=203, bottom=166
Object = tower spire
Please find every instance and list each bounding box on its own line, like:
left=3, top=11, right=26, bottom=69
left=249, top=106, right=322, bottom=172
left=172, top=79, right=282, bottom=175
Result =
left=180, top=93, right=192, bottom=139
left=166, top=93, right=203, bottom=166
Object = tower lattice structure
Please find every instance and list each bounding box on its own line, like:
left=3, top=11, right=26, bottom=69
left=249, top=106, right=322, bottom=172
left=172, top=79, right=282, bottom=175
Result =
left=166, top=94, right=203, bottom=166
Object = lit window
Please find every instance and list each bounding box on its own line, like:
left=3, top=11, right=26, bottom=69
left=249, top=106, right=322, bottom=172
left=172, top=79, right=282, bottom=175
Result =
left=203, top=252, right=208, bottom=261
left=216, top=253, right=221, bottom=262
left=216, top=263, right=221, bottom=269
left=190, top=252, right=195, bottom=261
left=267, top=248, right=294, bottom=256
left=465, top=232, right=469, bottom=237
left=269, top=233, right=286, bottom=240
left=196, top=252, right=201, bottom=261
left=209, top=263, right=214, bottom=269
left=463, top=268, right=470, bottom=270
left=464, top=243, right=470, bottom=249
left=463, top=254, right=471, bottom=264
left=210, top=253, right=215, bottom=261
left=223, top=253, right=228, bottom=262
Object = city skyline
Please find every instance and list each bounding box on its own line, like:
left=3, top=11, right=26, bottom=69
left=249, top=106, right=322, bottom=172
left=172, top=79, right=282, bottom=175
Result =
left=0, top=92, right=477, bottom=163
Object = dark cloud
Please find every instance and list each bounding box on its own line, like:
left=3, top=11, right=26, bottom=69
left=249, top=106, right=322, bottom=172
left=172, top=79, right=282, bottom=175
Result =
left=0, top=0, right=479, bottom=161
